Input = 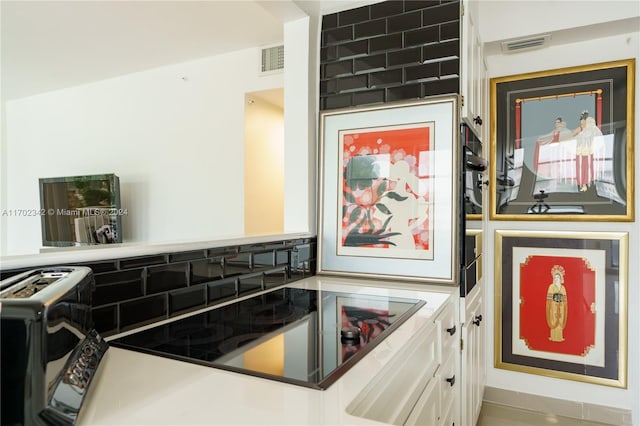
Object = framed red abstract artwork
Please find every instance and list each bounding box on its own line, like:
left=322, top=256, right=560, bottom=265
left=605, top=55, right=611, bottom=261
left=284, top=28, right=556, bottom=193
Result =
left=318, top=96, right=459, bottom=284
left=489, top=59, right=635, bottom=221
left=495, top=230, right=628, bottom=387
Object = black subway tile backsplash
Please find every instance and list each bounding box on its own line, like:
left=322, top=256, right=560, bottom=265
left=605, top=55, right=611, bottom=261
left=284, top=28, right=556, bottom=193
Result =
left=94, top=268, right=143, bottom=285
left=321, top=45, right=337, bottom=62
left=224, top=252, right=252, bottom=277
left=337, top=39, right=369, bottom=58
left=119, top=255, right=166, bottom=269
left=119, top=294, right=167, bottom=330
left=207, top=278, right=238, bottom=303
left=404, top=26, right=439, bottom=47
left=339, top=74, right=369, bottom=91
left=387, top=83, right=423, bottom=101
left=387, top=47, right=422, bottom=67
left=405, top=62, right=440, bottom=82
left=354, top=54, right=386, bottom=73
left=354, top=18, right=387, bottom=39
left=338, top=5, right=370, bottom=26
left=423, top=2, right=460, bottom=26
left=324, top=60, right=354, bottom=79
left=275, top=250, right=290, bottom=266
left=440, top=21, right=460, bottom=41
left=146, top=263, right=188, bottom=294
left=323, top=93, right=353, bottom=110
left=422, top=39, right=459, bottom=62
left=354, top=88, right=385, bottom=105
left=440, top=58, right=460, bottom=77
left=320, top=0, right=461, bottom=110
left=264, top=268, right=288, bottom=289
left=94, top=281, right=144, bottom=306
left=323, top=26, right=354, bottom=46
left=168, top=250, right=206, bottom=263
left=169, top=285, right=206, bottom=316
left=238, top=273, right=263, bottom=294
left=2, top=237, right=316, bottom=336
left=387, top=10, right=422, bottom=33
left=253, top=251, right=276, bottom=267
left=423, top=77, right=460, bottom=96
left=370, top=1, right=404, bottom=19
left=369, top=69, right=403, bottom=87
left=405, top=1, right=440, bottom=11
left=191, top=257, right=224, bottom=284
left=322, top=13, right=338, bottom=30
left=369, top=33, right=403, bottom=53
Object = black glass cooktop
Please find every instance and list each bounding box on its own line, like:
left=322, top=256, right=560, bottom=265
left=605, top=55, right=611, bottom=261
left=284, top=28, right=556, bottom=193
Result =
left=110, top=286, right=425, bottom=390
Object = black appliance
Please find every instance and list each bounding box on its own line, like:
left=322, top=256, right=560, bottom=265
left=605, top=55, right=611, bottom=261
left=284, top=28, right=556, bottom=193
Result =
left=0, top=267, right=108, bottom=426
left=110, top=286, right=424, bottom=390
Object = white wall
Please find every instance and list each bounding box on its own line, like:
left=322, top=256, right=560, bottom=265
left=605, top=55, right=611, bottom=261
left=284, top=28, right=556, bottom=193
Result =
left=3, top=46, right=284, bottom=255
left=284, top=16, right=316, bottom=234
left=483, top=27, right=640, bottom=423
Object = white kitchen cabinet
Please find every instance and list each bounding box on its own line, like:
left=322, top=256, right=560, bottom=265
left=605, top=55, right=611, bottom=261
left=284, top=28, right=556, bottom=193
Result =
left=460, top=0, right=486, bottom=138
left=405, top=298, right=460, bottom=426
left=460, top=281, right=486, bottom=426
left=347, top=294, right=460, bottom=426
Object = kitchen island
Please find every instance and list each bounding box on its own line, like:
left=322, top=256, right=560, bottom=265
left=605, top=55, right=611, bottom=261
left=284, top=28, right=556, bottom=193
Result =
left=78, top=275, right=458, bottom=425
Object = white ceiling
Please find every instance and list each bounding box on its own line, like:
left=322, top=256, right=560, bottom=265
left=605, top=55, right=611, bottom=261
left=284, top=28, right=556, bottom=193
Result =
left=2, top=0, right=638, bottom=102
left=1, top=0, right=298, bottom=101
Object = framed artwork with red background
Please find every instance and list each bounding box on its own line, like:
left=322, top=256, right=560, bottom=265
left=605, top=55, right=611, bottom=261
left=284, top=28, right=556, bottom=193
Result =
left=318, top=96, right=459, bottom=284
left=495, top=230, right=628, bottom=388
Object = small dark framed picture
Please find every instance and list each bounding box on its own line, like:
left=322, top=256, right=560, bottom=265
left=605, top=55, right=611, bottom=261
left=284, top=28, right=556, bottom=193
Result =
left=489, top=59, right=635, bottom=221
left=494, top=230, right=628, bottom=388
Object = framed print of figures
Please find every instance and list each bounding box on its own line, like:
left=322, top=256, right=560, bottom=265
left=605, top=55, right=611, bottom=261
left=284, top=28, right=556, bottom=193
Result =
left=495, top=230, right=628, bottom=387
left=318, top=96, right=460, bottom=284
left=489, top=59, right=635, bottom=221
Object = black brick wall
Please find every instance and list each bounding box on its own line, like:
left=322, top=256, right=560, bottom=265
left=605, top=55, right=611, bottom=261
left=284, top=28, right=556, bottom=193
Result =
left=320, top=0, right=460, bottom=110
left=1, top=237, right=316, bottom=336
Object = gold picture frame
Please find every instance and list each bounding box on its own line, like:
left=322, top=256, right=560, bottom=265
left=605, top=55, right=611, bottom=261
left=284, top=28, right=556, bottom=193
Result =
left=489, top=59, right=635, bottom=221
left=494, top=229, right=628, bottom=388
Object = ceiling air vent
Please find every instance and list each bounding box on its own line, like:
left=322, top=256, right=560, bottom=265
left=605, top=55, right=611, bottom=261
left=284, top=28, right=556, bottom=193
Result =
left=261, top=45, right=284, bottom=74
left=501, top=34, right=551, bottom=53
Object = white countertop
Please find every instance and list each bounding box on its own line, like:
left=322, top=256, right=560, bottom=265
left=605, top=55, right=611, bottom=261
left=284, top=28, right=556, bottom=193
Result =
left=77, top=276, right=455, bottom=426
left=0, top=232, right=313, bottom=270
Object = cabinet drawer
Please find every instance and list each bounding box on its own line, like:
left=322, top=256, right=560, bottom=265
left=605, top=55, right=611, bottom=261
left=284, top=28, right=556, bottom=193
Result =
left=439, top=349, right=458, bottom=426
left=348, top=321, right=439, bottom=425
left=435, top=301, right=457, bottom=360
left=404, top=372, right=439, bottom=426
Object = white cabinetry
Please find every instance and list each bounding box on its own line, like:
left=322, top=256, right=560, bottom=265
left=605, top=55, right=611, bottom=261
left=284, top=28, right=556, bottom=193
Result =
left=461, top=281, right=486, bottom=426
left=406, top=299, right=460, bottom=426
left=460, top=0, right=487, bottom=138
left=347, top=295, right=459, bottom=426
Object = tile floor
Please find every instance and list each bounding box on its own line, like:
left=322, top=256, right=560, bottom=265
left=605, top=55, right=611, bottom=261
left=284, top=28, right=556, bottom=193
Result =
left=477, top=402, right=611, bottom=426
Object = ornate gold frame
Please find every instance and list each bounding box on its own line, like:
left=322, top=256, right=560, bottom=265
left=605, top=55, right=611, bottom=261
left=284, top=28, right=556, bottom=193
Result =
left=494, top=229, right=628, bottom=388
left=489, top=59, right=635, bottom=221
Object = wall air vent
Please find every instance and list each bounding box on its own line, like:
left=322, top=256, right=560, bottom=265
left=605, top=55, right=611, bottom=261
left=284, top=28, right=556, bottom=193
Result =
left=501, top=34, right=551, bottom=53
left=261, top=45, right=284, bottom=74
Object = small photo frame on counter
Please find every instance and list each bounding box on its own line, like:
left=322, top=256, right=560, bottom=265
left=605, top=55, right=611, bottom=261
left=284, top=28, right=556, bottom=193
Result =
left=494, top=229, right=628, bottom=388
left=317, top=96, right=460, bottom=284
left=489, top=59, right=635, bottom=221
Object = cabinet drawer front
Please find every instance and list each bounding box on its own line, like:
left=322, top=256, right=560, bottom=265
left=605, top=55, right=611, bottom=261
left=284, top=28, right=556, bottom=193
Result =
left=404, top=373, right=440, bottom=426
left=435, top=301, right=457, bottom=359
left=440, top=348, right=458, bottom=404
left=348, top=322, right=439, bottom=425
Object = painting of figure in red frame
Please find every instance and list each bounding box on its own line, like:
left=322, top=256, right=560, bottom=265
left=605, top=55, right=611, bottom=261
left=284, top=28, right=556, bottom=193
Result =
left=518, top=255, right=597, bottom=357
left=495, top=230, right=628, bottom=388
